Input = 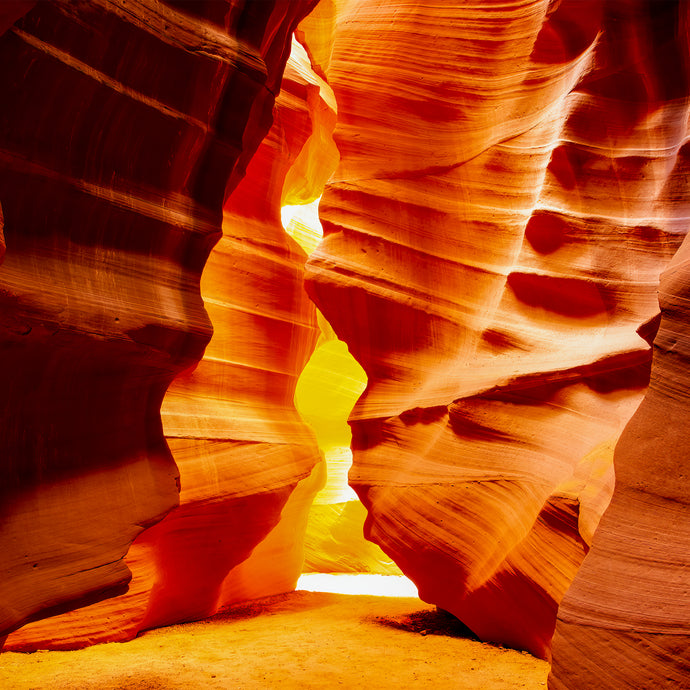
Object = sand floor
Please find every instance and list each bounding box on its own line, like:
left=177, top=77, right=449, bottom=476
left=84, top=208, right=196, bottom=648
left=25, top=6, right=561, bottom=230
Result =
left=0, top=591, right=550, bottom=689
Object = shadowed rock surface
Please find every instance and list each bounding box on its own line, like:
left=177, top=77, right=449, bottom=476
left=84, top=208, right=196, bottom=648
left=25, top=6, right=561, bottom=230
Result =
left=549, top=232, right=690, bottom=688
left=0, top=0, right=318, bottom=642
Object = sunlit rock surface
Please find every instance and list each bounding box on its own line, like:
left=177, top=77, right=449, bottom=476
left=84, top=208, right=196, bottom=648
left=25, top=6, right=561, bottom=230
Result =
left=2, top=0, right=689, bottom=681
left=549, top=232, right=690, bottom=688
left=304, top=0, right=690, bottom=659
left=279, top=88, right=398, bottom=576
left=153, top=36, right=328, bottom=627
left=0, top=0, right=317, bottom=644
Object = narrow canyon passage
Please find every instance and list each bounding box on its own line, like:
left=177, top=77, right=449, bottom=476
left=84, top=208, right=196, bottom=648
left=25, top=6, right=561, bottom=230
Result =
left=282, top=198, right=403, bottom=580
left=1, top=2, right=689, bottom=689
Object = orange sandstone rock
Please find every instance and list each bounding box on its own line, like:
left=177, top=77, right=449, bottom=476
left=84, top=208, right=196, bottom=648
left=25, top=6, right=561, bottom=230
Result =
left=549, top=234, right=690, bottom=688
left=150, top=38, right=329, bottom=626
left=304, top=0, right=689, bottom=658
left=0, top=0, right=317, bottom=643
left=2, top=2, right=689, bottom=681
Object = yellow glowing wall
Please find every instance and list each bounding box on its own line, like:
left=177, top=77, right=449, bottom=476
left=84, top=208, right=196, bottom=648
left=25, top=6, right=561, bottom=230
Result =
left=283, top=202, right=402, bottom=575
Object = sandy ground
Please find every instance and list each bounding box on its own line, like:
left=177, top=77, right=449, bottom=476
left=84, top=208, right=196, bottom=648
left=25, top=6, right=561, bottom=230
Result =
left=0, top=591, right=549, bottom=689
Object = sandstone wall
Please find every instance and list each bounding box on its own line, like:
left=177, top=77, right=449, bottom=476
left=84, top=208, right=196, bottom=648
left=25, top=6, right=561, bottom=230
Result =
left=0, top=0, right=317, bottom=643
left=549, top=232, right=690, bottom=687
left=1, top=2, right=688, bottom=684
left=304, top=0, right=690, bottom=659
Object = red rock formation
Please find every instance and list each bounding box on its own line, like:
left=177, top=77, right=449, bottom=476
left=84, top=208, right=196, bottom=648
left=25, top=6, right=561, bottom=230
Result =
left=549, top=238, right=690, bottom=687
left=3, top=2, right=689, bottom=682
left=148, top=38, right=328, bottom=628
left=3, top=21, right=330, bottom=651
left=0, top=2, right=33, bottom=37
left=304, top=0, right=690, bottom=659
left=296, top=323, right=406, bottom=575
left=0, top=0, right=316, bottom=641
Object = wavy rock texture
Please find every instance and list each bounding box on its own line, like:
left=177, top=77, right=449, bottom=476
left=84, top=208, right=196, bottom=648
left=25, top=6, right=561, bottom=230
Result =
left=549, top=233, right=690, bottom=688
left=280, top=27, right=398, bottom=576
left=304, top=0, right=690, bottom=659
left=3, top=28, right=330, bottom=652
left=296, top=321, right=405, bottom=575
left=0, top=0, right=317, bottom=644
left=152, top=37, right=330, bottom=627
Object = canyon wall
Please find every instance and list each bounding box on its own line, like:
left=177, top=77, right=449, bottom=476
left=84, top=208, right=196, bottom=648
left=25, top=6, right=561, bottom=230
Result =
left=304, top=0, right=690, bottom=660
left=549, top=234, right=690, bottom=687
left=0, top=0, right=317, bottom=643
left=1, top=1, right=688, bottom=685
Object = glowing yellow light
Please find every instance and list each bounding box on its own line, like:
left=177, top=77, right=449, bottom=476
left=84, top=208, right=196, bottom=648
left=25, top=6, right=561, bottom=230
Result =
left=281, top=196, right=400, bottom=579
left=281, top=197, right=323, bottom=255
left=294, top=338, right=367, bottom=451
left=296, top=573, right=419, bottom=598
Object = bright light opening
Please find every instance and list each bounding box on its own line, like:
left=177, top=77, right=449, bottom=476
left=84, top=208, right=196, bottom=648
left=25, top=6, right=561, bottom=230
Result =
left=281, top=197, right=323, bottom=255
left=282, top=195, right=405, bottom=584
left=296, top=573, right=419, bottom=598
left=279, top=39, right=406, bottom=594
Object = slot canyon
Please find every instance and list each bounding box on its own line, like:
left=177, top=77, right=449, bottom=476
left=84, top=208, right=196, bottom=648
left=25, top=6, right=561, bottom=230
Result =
left=0, top=1, right=688, bottom=688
